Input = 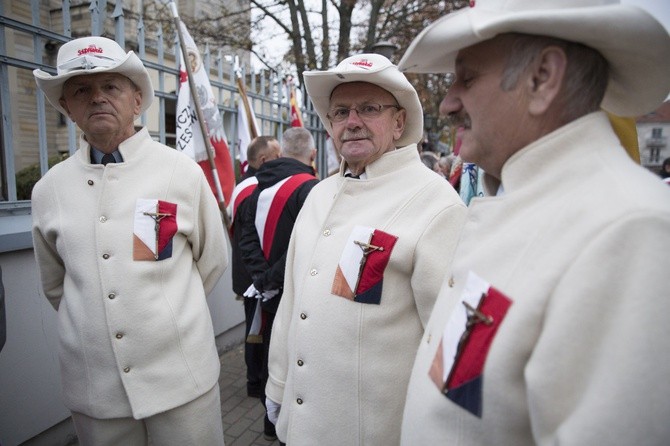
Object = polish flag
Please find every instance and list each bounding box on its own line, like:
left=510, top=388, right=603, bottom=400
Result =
left=176, top=21, right=234, bottom=205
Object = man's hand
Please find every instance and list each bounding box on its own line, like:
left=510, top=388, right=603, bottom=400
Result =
left=244, top=284, right=280, bottom=302
left=261, top=289, right=280, bottom=302
left=243, top=284, right=259, bottom=299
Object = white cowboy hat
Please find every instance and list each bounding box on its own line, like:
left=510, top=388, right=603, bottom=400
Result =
left=398, top=0, right=670, bottom=117
left=33, top=36, right=154, bottom=116
left=303, top=53, right=423, bottom=147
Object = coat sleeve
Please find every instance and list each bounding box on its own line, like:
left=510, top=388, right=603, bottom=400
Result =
left=192, top=172, right=228, bottom=295
left=526, top=212, right=670, bottom=445
left=31, top=179, right=65, bottom=311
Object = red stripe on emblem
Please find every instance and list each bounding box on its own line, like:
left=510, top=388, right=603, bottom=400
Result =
left=446, top=286, right=512, bottom=389
left=156, top=200, right=178, bottom=253
left=355, top=230, right=397, bottom=294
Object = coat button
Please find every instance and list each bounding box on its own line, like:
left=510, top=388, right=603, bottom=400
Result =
left=123, top=367, right=130, bottom=373
left=102, top=253, right=110, bottom=259
left=296, top=398, right=303, bottom=405
left=323, top=229, right=331, bottom=236
left=309, top=269, right=317, bottom=276
left=300, top=313, right=307, bottom=320
left=115, top=333, right=123, bottom=339
left=448, top=276, right=455, bottom=287
left=297, top=359, right=304, bottom=366
left=108, top=293, right=116, bottom=300
left=87, top=180, right=94, bottom=186
left=99, top=216, right=107, bottom=223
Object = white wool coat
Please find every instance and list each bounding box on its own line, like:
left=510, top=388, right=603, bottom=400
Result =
left=401, top=112, right=670, bottom=445
left=31, top=128, right=227, bottom=419
left=266, top=145, right=467, bottom=445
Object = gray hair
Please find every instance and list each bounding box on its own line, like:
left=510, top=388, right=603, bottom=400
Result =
left=500, top=33, right=609, bottom=123
left=282, top=127, right=315, bottom=159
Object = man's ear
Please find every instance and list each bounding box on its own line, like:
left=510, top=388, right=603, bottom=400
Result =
left=392, top=108, right=407, bottom=141
left=59, top=98, right=71, bottom=117
left=133, top=89, right=143, bottom=115
left=526, top=46, right=567, bottom=116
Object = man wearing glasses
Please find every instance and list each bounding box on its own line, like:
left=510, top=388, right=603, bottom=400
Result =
left=263, top=54, right=466, bottom=445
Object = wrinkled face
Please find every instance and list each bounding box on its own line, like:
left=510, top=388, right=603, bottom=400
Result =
left=440, top=37, right=529, bottom=179
left=328, top=82, right=406, bottom=171
left=60, top=73, right=142, bottom=140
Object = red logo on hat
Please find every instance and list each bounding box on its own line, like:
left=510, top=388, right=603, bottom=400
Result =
left=78, top=45, right=104, bottom=56
left=352, top=59, right=373, bottom=68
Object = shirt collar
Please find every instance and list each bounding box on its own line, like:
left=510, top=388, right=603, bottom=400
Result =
left=344, top=168, right=367, bottom=179
left=90, top=147, right=123, bottom=164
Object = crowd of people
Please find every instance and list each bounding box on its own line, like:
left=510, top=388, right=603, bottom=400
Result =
left=29, top=0, right=670, bottom=445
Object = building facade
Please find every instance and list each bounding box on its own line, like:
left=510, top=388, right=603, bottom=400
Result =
left=637, top=101, right=670, bottom=172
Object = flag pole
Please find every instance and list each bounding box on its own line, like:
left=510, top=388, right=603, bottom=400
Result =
left=168, top=1, right=231, bottom=228
left=235, top=59, right=259, bottom=140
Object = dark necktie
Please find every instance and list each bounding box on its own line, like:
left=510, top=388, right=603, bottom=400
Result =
left=345, top=173, right=360, bottom=179
left=101, top=153, right=116, bottom=166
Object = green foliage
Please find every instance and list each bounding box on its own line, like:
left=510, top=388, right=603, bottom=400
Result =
left=15, top=153, right=69, bottom=200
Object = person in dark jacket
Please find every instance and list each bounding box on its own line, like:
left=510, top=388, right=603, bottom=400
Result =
left=228, top=136, right=281, bottom=398
left=240, top=127, right=318, bottom=441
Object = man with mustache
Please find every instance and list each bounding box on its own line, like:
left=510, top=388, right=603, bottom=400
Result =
left=31, top=36, right=227, bottom=445
left=397, top=0, right=670, bottom=444
left=263, top=54, right=466, bottom=445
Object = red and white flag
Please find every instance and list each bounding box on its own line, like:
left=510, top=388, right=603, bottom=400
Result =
left=236, top=77, right=259, bottom=174
left=176, top=21, right=234, bottom=205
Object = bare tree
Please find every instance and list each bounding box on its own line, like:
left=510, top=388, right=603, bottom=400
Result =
left=144, top=0, right=470, bottom=149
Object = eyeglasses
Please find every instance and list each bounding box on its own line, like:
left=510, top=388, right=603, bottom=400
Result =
left=327, top=103, right=400, bottom=122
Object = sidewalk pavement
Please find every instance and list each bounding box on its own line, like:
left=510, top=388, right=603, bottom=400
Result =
left=23, top=342, right=273, bottom=446
left=218, top=344, right=279, bottom=446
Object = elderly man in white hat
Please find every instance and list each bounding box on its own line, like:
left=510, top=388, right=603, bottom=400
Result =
left=263, top=53, right=466, bottom=445
left=397, top=1, right=670, bottom=444
left=31, top=36, right=227, bottom=445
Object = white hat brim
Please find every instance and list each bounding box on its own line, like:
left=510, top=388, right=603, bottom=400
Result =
left=398, top=4, right=670, bottom=117
left=33, top=51, right=154, bottom=117
left=304, top=61, right=424, bottom=147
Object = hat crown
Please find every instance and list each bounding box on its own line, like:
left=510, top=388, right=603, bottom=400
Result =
left=56, top=37, right=128, bottom=75
left=335, top=54, right=394, bottom=74
left=34, top=35, right=154, bottom=116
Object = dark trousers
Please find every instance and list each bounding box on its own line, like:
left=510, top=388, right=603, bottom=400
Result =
left=243, top=297, right=264, bottom=396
